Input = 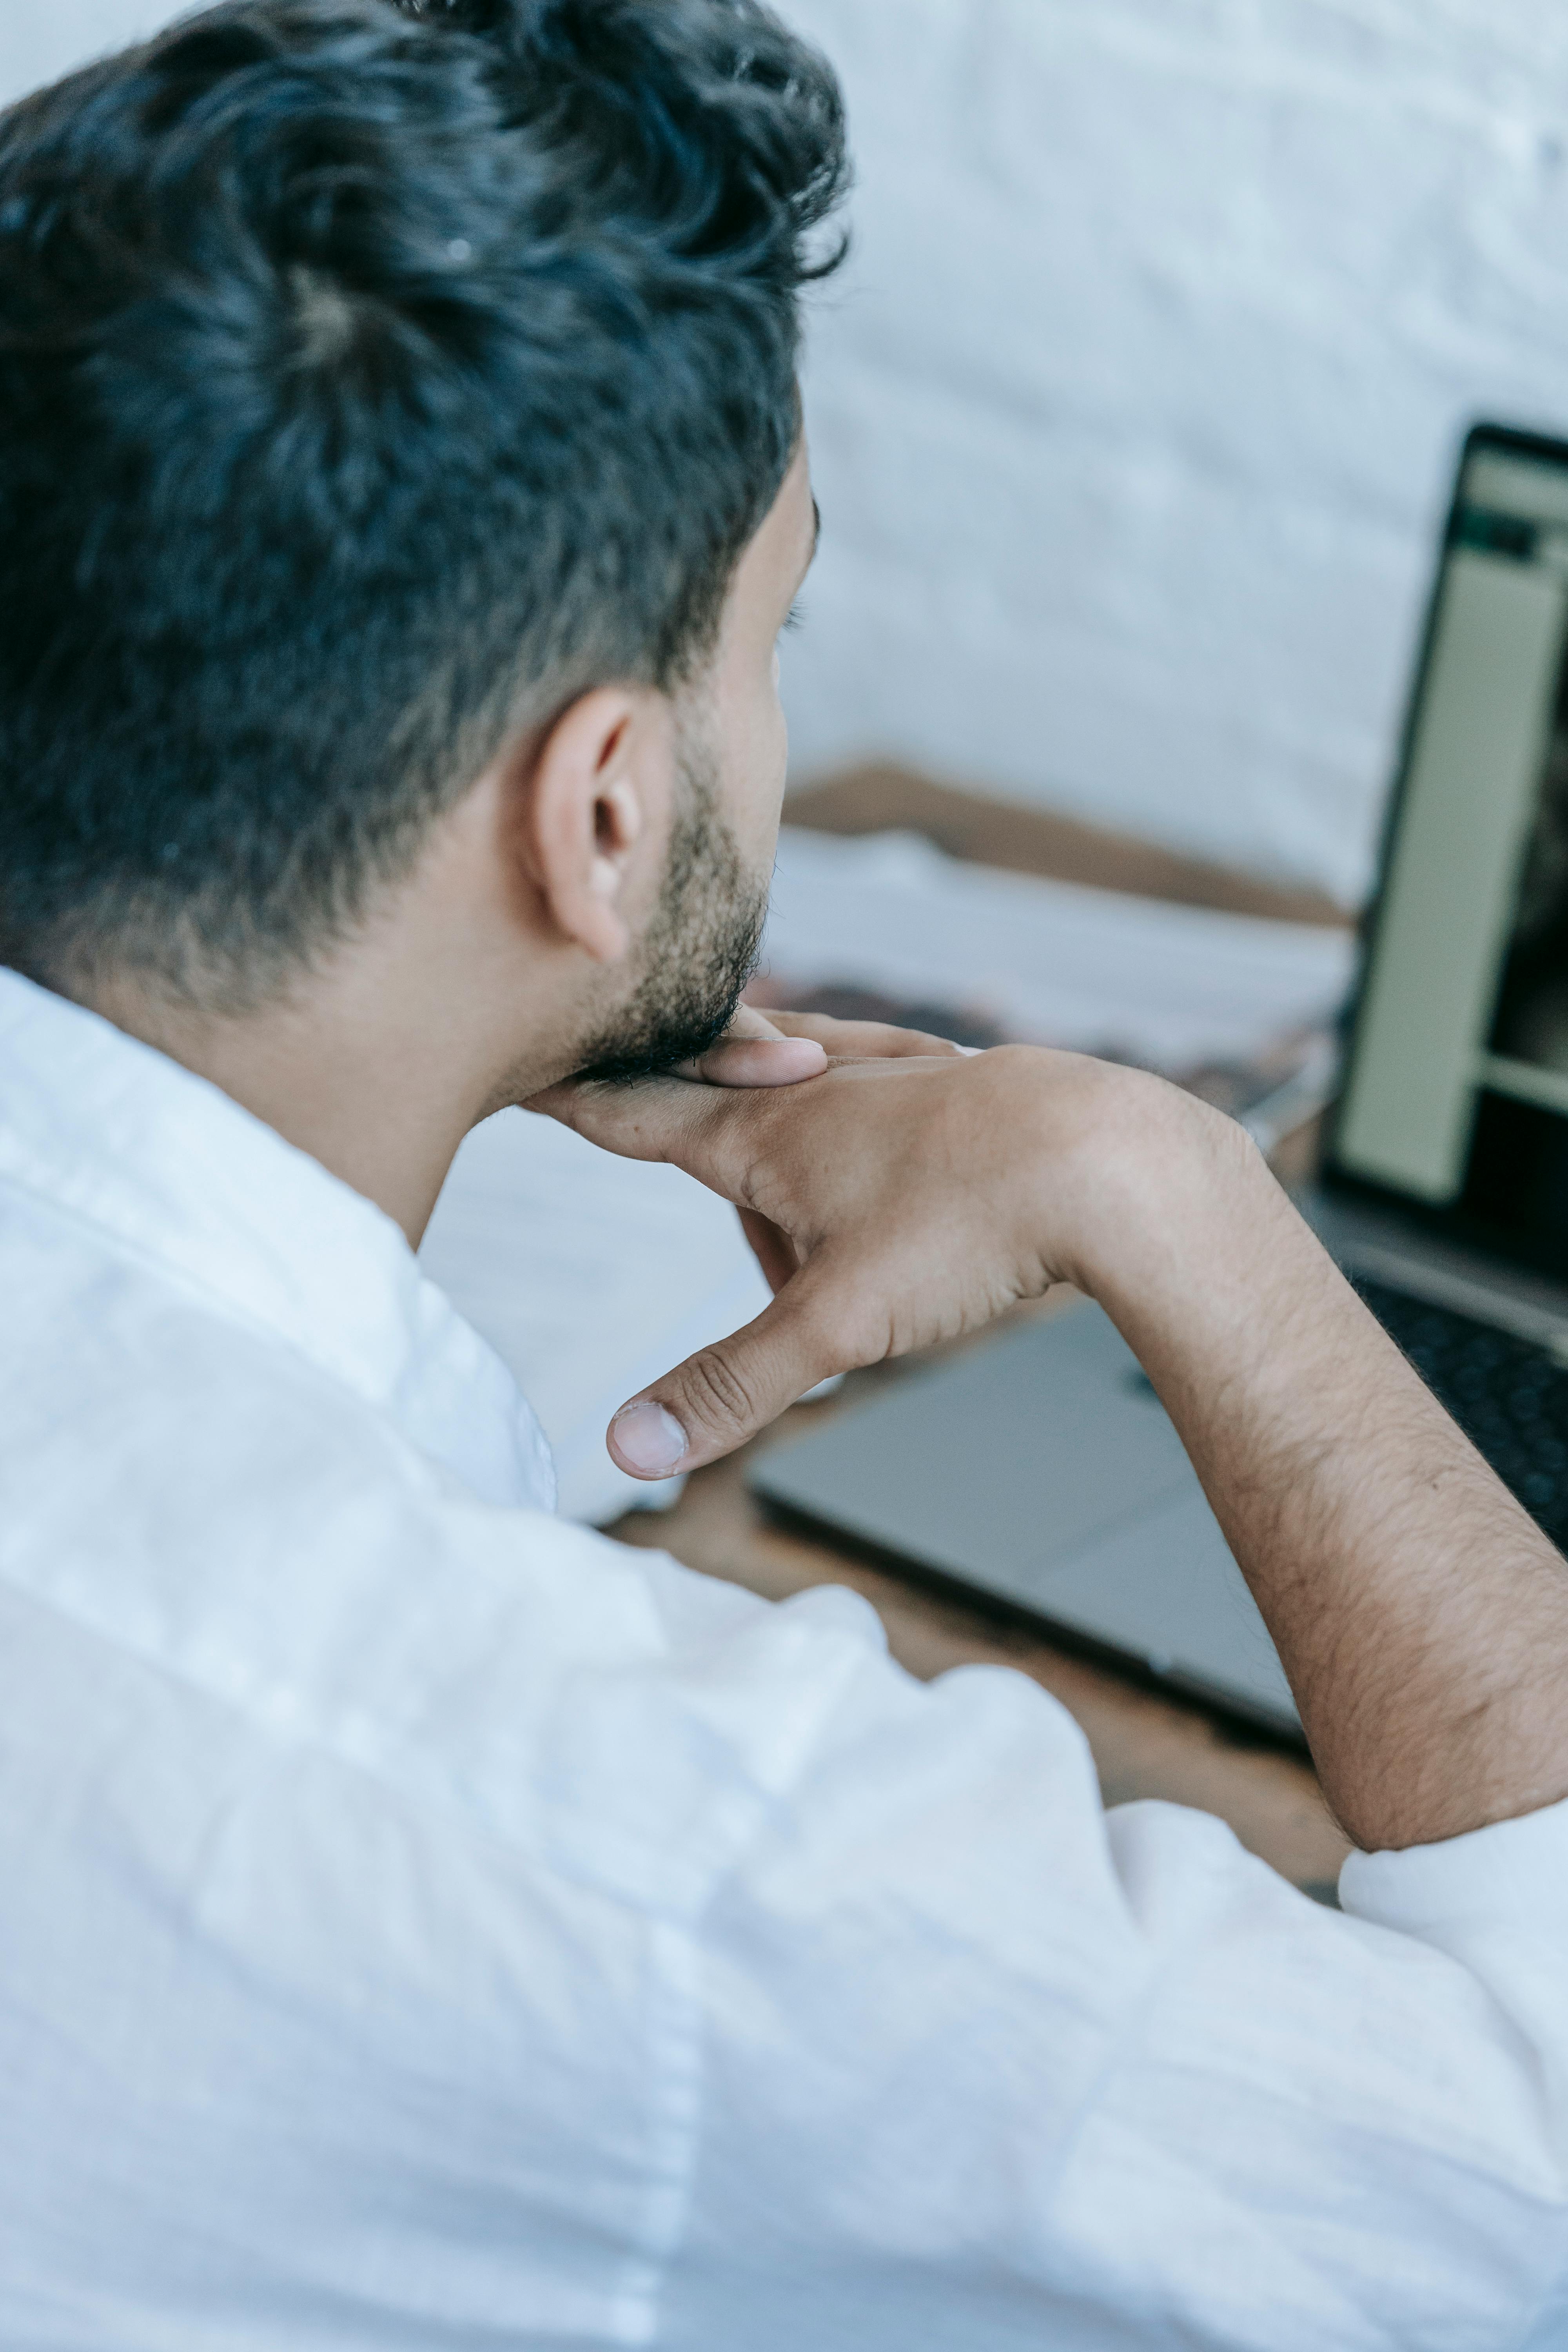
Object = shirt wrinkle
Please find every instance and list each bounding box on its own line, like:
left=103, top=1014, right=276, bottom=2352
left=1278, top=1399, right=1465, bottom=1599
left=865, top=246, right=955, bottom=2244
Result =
left=5, top=966, right=1568, bottom=2350
left=0, top=1566, right=565, bottom=1889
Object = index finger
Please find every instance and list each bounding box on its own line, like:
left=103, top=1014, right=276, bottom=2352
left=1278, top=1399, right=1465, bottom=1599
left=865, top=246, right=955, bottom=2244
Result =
left=524, top=1068, right=769, bottom=1192
left=525, top=1069, right=713, bottom=1157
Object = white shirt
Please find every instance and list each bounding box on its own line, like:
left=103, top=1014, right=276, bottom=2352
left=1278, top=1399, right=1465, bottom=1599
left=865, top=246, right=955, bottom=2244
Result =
left=1, top=966, right=1565, bottom=2352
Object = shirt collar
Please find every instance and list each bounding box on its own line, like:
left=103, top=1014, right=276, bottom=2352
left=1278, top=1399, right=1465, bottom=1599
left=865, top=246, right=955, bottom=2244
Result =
left=0, top=967, right=555, bottom=1513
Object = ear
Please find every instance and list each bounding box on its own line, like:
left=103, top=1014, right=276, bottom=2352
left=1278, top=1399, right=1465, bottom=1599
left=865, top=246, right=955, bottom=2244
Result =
left=518, top=686, right=672, bottom=965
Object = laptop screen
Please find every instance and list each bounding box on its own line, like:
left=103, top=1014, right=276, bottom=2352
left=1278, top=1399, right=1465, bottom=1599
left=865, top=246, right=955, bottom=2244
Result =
left=1328, top=423, right=1568, bottom=1280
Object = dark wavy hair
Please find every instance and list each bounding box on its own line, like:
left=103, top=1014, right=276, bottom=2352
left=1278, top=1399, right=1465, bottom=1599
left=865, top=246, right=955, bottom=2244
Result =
left=0, top=0, right=848, bottom=1003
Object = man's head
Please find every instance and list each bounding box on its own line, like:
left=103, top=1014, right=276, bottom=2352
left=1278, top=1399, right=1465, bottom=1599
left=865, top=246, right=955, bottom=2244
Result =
left=0, top=0, right=843, bottom=1081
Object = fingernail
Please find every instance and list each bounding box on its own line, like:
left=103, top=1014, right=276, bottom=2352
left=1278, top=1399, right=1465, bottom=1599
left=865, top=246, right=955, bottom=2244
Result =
left=610, top=1400, right=688, bottom=1476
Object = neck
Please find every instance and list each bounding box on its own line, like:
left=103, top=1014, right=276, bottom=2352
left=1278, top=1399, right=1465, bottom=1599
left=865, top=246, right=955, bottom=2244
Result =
left=67, top=769, right=613, bottom=1243
left=84, top=963, right=493, bottom=1249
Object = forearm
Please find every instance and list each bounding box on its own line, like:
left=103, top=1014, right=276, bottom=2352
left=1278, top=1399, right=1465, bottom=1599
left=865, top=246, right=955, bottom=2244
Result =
left=546, top=1031, right=1568, bottom=1851
left=1069, top=1077, right=1568, bottom=1851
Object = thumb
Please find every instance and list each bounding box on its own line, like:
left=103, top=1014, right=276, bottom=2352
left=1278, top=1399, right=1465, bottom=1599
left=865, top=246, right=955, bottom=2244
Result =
left=676, top=1005, right=828, bottom=1089
left=607, top=1270, right=842, bottom=1477
left=681, top=1033, right=827, bottom=1088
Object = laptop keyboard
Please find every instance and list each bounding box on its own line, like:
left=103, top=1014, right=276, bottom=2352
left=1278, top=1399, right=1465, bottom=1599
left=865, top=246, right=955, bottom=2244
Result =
left=1354, top=1276, right=1568, bottom=1553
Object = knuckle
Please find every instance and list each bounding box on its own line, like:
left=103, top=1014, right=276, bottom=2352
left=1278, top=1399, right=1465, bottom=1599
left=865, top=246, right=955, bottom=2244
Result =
left=680, top=1345, right=760, bottom=1435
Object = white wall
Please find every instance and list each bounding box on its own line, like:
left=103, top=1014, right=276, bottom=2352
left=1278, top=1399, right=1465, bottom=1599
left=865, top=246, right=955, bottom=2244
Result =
left=9, top=3, right=1568, bottom=902
left=779, top=0, right=1568, bottom=902
left=0, top=2, right=169, bottom=99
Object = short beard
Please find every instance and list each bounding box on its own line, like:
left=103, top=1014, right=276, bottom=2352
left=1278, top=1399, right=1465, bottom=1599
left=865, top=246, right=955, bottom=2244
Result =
left=572, top=737, right=769, bottom=1083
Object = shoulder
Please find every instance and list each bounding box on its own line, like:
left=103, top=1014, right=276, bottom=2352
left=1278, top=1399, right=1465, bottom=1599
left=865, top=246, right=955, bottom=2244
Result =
left=0, top=1227, right=912, bottom=1908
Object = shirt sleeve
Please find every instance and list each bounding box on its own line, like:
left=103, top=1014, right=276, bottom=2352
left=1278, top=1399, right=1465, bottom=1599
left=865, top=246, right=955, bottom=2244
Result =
left=650, top=1591, right=1568, bottom=2352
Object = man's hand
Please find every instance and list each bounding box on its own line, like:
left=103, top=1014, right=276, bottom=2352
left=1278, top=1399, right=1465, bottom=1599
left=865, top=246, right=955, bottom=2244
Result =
left=673, top=1004, right=829, bottom=1090
left=535, top=1032, right=1568, bottom=1852
left=675, top=1003, right=969, bottom=1090
left=678, top=1008, right=974, bottom=1292
left=532, top=1037, right=1169, bottom=1472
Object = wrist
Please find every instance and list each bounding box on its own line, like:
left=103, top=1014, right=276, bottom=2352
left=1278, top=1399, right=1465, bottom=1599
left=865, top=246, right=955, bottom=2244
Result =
left=1039, top=1058, right=1263, bottom=1308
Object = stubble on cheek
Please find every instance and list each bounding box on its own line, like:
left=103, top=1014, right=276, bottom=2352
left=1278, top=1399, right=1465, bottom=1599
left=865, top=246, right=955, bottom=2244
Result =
left=572, top=742, right=771, bottom=1083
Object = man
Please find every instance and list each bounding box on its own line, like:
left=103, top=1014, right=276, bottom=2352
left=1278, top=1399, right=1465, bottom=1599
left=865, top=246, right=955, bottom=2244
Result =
left=0, top=2, right=1564, bottom=2344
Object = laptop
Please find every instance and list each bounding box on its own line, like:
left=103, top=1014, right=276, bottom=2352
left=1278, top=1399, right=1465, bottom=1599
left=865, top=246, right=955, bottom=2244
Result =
left=748, top=420, right=1568, bottom=1742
